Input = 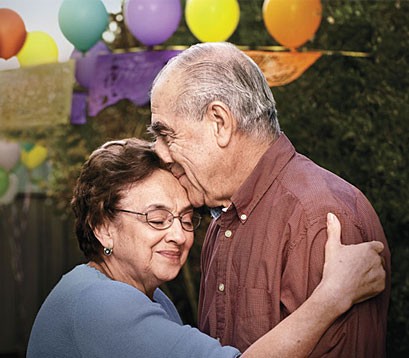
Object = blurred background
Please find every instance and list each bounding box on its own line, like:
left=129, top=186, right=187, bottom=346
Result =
left=0, top=0, right=408, bottom=356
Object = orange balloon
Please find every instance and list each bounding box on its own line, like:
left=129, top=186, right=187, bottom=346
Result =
left=0, top=8, right=27, bottom=59
left=262, top=0, right=322, bottom=49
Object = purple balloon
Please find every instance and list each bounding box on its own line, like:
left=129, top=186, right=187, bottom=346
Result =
left=71, top=41, right=110, bottom=88
left=124, top=0, right=182, bottom=46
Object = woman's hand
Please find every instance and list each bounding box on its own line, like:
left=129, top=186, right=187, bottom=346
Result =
left=319, top=213, right=386, bottom=315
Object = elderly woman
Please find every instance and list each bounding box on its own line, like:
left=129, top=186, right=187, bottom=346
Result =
left=27, top=138, right=385, bottom=357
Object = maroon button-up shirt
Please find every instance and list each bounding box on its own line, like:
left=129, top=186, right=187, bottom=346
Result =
left=198, top=133, right=390, bottom=356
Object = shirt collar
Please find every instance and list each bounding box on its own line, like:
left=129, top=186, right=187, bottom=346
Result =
left=229, top=132, right=296, bottom=222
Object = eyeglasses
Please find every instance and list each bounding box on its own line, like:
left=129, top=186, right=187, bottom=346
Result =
left=115, top=208, right=202, bottom=232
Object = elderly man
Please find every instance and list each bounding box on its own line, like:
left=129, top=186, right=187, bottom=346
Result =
left=149, top=42, right=390, bottom=357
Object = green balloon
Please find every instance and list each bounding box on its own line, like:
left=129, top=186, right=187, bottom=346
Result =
left=22, top=142, right=35, bottom=152
left=58, top=0, right=109, bottom=52
left=0, top=167, right=9, bottom=197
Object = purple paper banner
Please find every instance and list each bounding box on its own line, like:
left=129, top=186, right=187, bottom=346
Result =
left=70, top=92, right=88, bottom=125
left=87, top=50, right=182, bottom=117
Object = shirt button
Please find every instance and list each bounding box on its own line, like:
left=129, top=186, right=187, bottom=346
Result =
left=218, top=283, right=225, bottom=292
left=240, top=214, right=247, bottom=221
left=225, top=230, right=232, bottom=238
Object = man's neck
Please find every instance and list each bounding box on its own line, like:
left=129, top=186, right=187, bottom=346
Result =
left=226, top=133, right=275, bottom=198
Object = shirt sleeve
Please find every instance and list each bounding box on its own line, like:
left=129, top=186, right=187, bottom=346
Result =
left=280, top=209, right=388, bottom=357
left=72, top=280, right=241, bottom=358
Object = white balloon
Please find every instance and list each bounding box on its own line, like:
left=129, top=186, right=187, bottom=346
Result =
left=0, top=140, right=21, bottom=171
left=0, top=173, right=19, bottom=205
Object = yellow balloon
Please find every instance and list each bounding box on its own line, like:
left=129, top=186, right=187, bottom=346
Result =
left=17, top=31, right=59, bottom=67
left=185, top=0, right=240, bottom=42
left=21, top=144, right=48, bottom=170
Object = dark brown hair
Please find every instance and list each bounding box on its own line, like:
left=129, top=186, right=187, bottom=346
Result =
left=71, top=138, right=166, bottom=261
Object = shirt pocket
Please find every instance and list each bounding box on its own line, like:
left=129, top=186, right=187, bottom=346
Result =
left=233, top=287, right=275, bottom=352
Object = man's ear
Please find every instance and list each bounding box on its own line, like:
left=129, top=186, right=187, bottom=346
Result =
left=93, top=223, right=114, bottom=250
left=206, top=101, right=235, bottom=148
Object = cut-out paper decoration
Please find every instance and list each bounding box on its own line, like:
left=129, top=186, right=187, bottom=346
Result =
left=185, top=0, right=240, bottom=42
left=124, top=0, right=182, bottom=46
left=0, top=8, right=27, bottom=60
left=71, top=41, right=111, bottom=88
left=67, top=42, right=367, bottom=119
left=88, top=50, right=181, bottom=116
left=0, top=61, right=75, bottom=130
left=245, top=50, right=322, bottom=87
left=16, top=31, right=59, bottom=67
left=58, top=0, right=109, bottom=52
left=70, top=92, right=88, bottom=125
left=262, top=0, right=322, bottom=49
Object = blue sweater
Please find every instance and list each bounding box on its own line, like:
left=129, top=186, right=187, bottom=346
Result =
left=27, top=264, right=241, bottom=357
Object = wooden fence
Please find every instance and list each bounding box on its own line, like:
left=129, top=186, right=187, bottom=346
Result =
left=0, top=194, right=83, bottom=356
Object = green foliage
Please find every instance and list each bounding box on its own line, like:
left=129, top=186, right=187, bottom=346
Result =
left=274, top=1, right=409, bottom=354
left=2, top=0, right=408, bottom=354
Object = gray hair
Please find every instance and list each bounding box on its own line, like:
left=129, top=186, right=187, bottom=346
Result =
left=152, top=42, right=280, bottom=140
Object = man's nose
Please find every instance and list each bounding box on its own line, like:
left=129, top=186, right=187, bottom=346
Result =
left=154, top=138, right=173, bottom=164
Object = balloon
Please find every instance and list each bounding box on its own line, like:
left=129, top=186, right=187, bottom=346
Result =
left=262, top=0, right=322, bottom=49
left=0, top=167, right=9, bottom=197
left=16, top=31, right=59, bottom=67
left=21, top=144, right=48, bottom=170
left=21, top=142, right=35, bottom=152
left=0, top=8, right=27, bottom=60
left=58, top=0, right=109, bottom=52
left=185, top=0, right=240, bottom=42
left=70, top=41, right=110, bottom=88
left=0, top=173, right=18, bottom=205
left=124, top=0, right=182, bottom=46
left=0, top=139, right=21, bottom=171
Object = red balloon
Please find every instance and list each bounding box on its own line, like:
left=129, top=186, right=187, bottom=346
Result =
left=0, top=8, right=27, bottom=60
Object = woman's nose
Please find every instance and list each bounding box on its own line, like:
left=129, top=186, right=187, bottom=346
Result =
left=165, top=218, right=188, bottom=244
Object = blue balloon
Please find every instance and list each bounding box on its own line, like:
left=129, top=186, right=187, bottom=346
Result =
left=58, top=0, right=109, bottom=52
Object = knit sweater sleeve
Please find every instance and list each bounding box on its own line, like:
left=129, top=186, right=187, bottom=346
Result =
left=72, top=280, right=241, bottom=358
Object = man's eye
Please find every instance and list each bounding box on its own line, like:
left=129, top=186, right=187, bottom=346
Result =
left=162, top=133, right=174, bottom=143
left=154, top=133, right=168, bottom=143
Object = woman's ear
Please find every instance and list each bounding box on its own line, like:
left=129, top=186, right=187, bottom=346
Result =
left=206, top=101, right=235, bottom=148
left=93, top=223, right=114, bottom=251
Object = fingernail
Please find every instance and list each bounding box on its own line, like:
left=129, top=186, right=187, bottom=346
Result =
left=327, top=213, right=334, bottom=223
